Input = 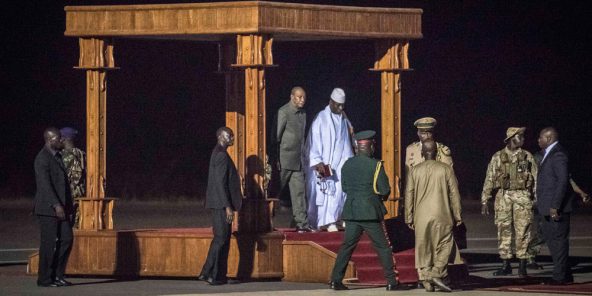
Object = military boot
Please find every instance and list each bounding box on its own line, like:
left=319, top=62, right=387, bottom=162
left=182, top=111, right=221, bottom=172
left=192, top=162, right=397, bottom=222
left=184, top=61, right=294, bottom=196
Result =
left=518, top=259, right=528, bottom=277
left=493, top=260, right=512, bottom=276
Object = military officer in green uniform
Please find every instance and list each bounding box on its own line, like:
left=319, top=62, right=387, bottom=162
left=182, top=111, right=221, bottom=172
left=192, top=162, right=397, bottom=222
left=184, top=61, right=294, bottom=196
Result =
left=481, top=127, right=537, bottom=277
left=405, top=117, right=453, bottom=174
left=329, top=130, right=398, bottom=291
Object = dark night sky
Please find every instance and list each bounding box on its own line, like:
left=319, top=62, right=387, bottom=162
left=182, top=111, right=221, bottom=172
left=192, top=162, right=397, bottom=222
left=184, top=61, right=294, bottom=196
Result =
left=2, top=0, right=591, bottom=199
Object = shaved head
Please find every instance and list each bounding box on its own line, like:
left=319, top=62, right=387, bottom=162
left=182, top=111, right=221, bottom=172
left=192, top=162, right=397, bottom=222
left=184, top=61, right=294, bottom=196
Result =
left=216, top=127, right=234, bottom=148
left=43, top=127, right=63, bottom=150
left=216, top=127, right=232, bottom=138
left=538, top=126, right=559, bottom=150
left=291, top=86, right=305, bottom=95
left=421, top=139, right=437, bottom=160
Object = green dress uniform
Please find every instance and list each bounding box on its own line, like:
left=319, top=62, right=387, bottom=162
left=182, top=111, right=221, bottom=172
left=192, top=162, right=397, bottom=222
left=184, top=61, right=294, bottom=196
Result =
left=330, top=150, right=397, bottom=285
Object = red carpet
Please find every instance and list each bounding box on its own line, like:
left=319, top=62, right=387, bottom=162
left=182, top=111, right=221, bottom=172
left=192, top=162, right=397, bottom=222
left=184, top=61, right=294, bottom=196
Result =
left=130, top=226, right=468, bottom=286
left=280, top=229, right=418, bottom=284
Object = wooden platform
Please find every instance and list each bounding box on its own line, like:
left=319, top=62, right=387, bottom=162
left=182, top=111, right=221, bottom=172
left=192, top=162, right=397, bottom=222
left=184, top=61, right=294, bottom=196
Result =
left=27, top=228, right=356, bottom=282
left=28, top=228, right=284, bottom=279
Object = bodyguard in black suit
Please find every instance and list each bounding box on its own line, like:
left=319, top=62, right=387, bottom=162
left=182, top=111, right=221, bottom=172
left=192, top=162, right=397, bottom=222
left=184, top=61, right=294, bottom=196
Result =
left=34, top=127, right=74, bottom=287
left=536, top=127, right=573, bottom=285
left=198, top=127, right=243, bottom=285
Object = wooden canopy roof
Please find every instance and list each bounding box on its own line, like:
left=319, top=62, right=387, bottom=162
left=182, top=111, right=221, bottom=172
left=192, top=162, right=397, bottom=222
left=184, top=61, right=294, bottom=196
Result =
left=65, top=1, right=422, bottom=41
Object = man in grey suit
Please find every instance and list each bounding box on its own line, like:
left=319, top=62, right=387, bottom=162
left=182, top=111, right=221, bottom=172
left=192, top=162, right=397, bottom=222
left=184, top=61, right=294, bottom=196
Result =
left=276, top=86, right=315, bottom=233
left=34, top=127, right=74, bottom=287
left=536, top=127, right=573, bottom=285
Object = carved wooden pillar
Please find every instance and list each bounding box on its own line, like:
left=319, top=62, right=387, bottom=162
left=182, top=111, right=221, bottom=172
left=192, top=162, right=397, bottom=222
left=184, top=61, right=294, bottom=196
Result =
left=230, top=35, right=275, bottom=233
left=372, top=40, right=411, bottom=219
left=76, top=38, right=117, bottom=230
left=218, top=42, right=245, bottom=232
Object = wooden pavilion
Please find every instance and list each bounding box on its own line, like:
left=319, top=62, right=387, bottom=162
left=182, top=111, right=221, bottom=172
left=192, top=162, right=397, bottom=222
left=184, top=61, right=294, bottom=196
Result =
left=28, top=1, right=423, bottom=283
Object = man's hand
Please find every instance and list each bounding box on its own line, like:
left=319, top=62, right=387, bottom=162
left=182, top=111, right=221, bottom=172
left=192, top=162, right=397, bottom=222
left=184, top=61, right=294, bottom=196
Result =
left=481, top=203, right=489, bottom=216
left=54, top=205, right=66, bottom=220
left=225, top=207, right=234, bottom=224
left=407, top=223, right=414, bottom=230
left=577, top=190, right=590, bottom=204
left=314, top=163, right=327, bottom=176
left=550, top=208, right=560, bottom=221
left=456, top=220, right=463, bottom=227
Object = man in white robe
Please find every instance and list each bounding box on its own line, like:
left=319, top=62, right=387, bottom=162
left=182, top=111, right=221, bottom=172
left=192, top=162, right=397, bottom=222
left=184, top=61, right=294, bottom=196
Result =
left=304, top=88, right=354, bottom=231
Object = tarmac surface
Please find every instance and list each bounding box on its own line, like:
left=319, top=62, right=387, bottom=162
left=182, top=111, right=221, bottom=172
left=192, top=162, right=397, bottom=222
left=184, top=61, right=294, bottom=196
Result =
left=1, top=199, right=591, bottom=295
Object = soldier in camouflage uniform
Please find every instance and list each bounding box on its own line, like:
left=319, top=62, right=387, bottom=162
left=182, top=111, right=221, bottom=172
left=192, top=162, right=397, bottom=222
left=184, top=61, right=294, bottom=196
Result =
left=405, top=117, right=453, bottom=174
left=481, top=127, right=537, bottom=277
left=60, top=127, right=86, bottom=228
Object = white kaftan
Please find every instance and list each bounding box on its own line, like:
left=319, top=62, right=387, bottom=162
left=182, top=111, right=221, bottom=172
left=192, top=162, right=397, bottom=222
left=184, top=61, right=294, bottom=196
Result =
left=304, top=105, right=354, bottom=228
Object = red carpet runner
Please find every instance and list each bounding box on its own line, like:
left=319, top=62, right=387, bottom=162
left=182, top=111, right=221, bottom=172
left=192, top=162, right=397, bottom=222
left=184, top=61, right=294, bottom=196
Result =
left=281, top=229, right=417, bottom=284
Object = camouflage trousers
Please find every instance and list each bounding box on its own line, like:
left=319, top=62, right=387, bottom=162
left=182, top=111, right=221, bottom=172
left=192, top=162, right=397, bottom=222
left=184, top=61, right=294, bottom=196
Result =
left=494, top=190, right=533, bottom=259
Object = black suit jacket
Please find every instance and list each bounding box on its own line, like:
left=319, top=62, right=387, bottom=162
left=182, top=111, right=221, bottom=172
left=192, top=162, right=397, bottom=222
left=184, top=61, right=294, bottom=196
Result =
left=536, top=143, right=573, bottom=215
left=34, top=147, right=73, bottom=216
left=205, top=145, right=243, bottom=211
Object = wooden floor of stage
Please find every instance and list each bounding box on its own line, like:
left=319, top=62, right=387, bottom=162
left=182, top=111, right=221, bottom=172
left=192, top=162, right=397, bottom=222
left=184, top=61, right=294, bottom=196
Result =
left=27, top=227, right=356, bottom=283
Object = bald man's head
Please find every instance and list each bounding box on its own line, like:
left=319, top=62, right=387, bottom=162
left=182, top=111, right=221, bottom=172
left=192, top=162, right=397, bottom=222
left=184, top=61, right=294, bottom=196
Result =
left=43, top=127, right=63, bottom=150
left=216, top=127, right=234, bottom=148
left=538, top=127, right=558, bottom=150
left=422, top=139, right=437, bottom=160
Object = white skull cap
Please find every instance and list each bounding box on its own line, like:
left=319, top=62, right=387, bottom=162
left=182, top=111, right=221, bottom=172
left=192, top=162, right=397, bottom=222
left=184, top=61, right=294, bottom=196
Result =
left=330, top=88, right=346, bottom=103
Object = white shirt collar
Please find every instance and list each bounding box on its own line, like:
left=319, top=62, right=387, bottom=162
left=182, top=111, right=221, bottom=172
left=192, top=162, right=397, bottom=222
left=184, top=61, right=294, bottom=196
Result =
left=542, top=141, right=558, bottom=162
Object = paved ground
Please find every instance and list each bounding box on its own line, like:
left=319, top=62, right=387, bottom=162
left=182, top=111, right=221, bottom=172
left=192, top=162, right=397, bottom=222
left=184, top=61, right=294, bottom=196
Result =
left=1, top=198, right=591, bottom=295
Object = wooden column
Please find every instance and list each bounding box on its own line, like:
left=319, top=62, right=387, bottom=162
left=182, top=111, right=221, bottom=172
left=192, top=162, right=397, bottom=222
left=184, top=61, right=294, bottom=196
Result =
left=218, top=42, right=245, bottom=232
left=76, top=38, right=117, bottom=230
left=231, top=35, right=275, bottom=233
left=372, top=40, right=411, bottom=219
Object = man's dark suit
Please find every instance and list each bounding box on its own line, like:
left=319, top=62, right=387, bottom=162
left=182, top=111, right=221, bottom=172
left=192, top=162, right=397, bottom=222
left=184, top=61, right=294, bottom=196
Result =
left=34, top=147, right=74, bottom=286
left=199, top=145, right=243, bottom=282
left=536, top=142, right=573, bottom=283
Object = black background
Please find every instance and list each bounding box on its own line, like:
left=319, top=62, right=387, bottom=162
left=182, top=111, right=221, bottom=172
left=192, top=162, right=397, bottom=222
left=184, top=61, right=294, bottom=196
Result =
left=2, top=0, right=590, bottom=199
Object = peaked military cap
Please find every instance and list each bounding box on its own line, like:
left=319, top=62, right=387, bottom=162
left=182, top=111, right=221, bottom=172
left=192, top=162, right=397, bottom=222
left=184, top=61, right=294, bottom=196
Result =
left=353, top=130, right=376, bottom=143
left=414, top=117, right=437, bottom=130
left=504, top=127, right=526, bottom=143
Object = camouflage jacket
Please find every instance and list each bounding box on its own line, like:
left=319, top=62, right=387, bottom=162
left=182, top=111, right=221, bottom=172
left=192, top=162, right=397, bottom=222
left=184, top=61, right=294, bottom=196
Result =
left=62, top=147, right=86, bottom=199
left=481, top=147, right=537, bottom=205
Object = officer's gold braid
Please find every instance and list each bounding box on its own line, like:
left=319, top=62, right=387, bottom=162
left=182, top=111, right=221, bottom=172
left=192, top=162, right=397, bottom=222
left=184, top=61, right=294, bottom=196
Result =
left=373, top=161, right=383, bottom=194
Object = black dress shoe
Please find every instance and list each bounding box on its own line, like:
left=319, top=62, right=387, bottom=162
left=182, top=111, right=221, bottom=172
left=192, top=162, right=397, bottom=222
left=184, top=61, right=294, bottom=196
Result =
left=329, top=281, right=348, bottom=290
left=386, top=282, right=399, bottom=291
left=37, top=281, right=59, bottom=287
left=55, top=278, right=73, bottom=286
left=206, top=277, right=227, bottom=285
left=196, top=274, right=207, bottom=281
